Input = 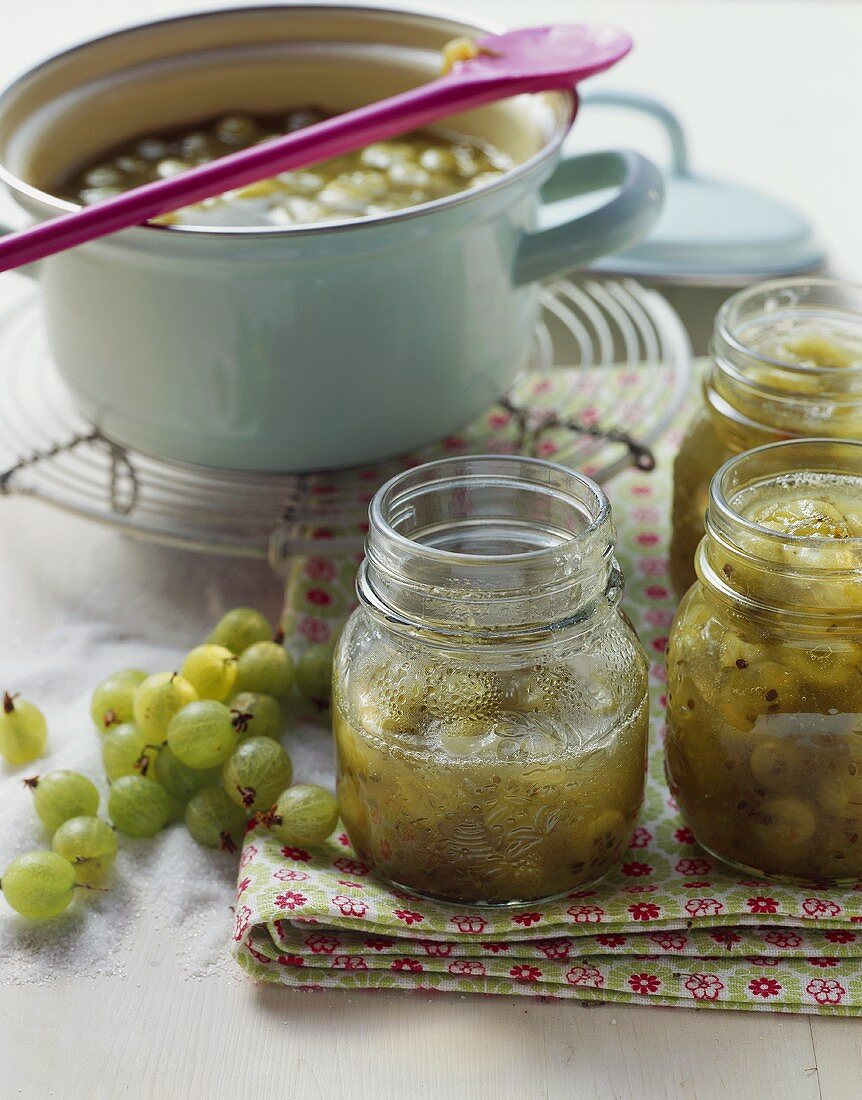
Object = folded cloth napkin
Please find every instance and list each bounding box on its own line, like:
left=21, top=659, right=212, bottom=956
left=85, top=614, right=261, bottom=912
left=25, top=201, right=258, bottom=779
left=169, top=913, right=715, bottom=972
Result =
left=233, top=368, right=862, bottom=1014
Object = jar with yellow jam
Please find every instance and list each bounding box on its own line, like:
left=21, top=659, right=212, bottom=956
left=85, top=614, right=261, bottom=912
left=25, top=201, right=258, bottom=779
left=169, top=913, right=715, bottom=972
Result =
left=333, top=456, right=649, bottom=905
left=671, top=280, right=862, bottom=598
left=666, top=438, right=862, bottom=884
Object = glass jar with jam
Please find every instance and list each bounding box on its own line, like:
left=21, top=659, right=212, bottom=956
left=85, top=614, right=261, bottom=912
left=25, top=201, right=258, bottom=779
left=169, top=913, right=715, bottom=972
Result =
left=671, top=279, right=862, bottom=598
left=666, top=438, right=862, bottom=883
left=333, top=455, right=649, bottom=905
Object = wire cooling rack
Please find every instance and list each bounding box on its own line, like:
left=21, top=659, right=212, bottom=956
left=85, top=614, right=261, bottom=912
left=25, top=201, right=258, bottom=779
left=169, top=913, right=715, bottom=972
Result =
left=0, top=278, right=690, bottom=564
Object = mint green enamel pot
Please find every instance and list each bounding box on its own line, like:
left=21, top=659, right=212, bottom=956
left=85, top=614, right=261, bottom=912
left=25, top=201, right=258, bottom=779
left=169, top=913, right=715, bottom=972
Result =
left=0, top=6, right=663, bottom=472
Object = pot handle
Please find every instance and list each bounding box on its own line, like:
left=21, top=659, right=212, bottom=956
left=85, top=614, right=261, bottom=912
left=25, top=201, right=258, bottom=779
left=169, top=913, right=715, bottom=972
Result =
left=514, top=149, right=663, bottom=285
left=0, top=220, right=40, bottom=279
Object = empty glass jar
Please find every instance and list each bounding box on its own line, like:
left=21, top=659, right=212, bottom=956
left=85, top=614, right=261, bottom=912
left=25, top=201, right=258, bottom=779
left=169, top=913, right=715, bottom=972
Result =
left=666, top=438, right=862, bottom=883
left=333, top=455, right=649, bottom=905
left=670, top=279, right=862, bottom=598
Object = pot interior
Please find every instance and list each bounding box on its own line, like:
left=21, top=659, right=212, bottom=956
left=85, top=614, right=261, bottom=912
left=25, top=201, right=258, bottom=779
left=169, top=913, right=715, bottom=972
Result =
left=0, top=6, right=571, bottom=206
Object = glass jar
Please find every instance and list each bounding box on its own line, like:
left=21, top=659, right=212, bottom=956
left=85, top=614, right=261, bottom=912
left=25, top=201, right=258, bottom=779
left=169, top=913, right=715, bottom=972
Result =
left=670, top=279, right=862, bottom=598
left=666, top=438, right=862, bottom=884
left=333, top=455, right=649, bottom=905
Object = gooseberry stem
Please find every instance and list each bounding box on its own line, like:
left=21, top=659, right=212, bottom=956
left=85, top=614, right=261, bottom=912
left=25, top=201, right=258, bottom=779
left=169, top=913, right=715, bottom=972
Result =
left=3, top=691, right=18, bottom=714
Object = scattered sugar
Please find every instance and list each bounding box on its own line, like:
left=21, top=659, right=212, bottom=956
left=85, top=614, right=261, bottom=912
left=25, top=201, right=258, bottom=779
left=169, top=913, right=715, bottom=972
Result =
left=0, top=507, right=336, bottom=985
left=0, top=643, right=336, bottom=986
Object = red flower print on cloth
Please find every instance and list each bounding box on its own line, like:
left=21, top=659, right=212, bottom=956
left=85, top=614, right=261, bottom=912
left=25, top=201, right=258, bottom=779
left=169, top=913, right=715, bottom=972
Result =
left=807, top=957, right=840, bottom=968
left=650, top=636, right=669, bottom=654
left=332, top=956, right=368, bottom=971
left=624, top=884, right=658, bottom=895
left=749, top=978, right=781, bottom=999
left=645, top=584, right=669, bottom=601
left=674, top=826, right=696, bottom=845
left=806, top=978, right=846, bottom=1005
left=802, top=897, right=842, bottom=919
left=306, top=934, right=341, bottom=954
left=621, top=861, right=653, bottom=878
left=391, top=958, right=423, bottom=973
left=273, top=868, right=309, bottom=883
left=511, top=912, right=543, bottom=927
left=637, top=532, right=660, bottom=548
left=336, top=832, right=351, bottom=848
left=448, top=960, right=486, bottom=977
left=746, top=896, right=779, bottom=915
left=710, top=930, right=742, bottom=949
left=415, top=940, right=453, bottom=958
left=332, top=895, right=368, bottom=918
left=239, top=844, right=258, bottom=869
left=566, top=904, right=605, bottom=924
left=628, top=902, right=661, bottom=922
left=280, top=846, right=312, bottom=862
left=565, top=964, right=605, bottom=989
left=825, top=930, right=857, bottom=944
left=236, top=876, right=251, bottom=897
left=629, top=826, right=652, bottom=849
left=510, top=965, right=543, bottom=983
left=535, top=440, right=558, bottom=458
left=277, top=955, right=305, bottom=968
left=298, top=617, right=330, bottom=643
left=364, top=938, right=393, bottom=951
left=245, top=939, right=271, bottom=966
left=274, top=890, right=307, bottom=912
left=675, top=857, right=712, bottom=877
left=304, top=588, right=332, bottom=607
left=762, top=930, right=803, bottom=948
left=450, top=915, right=488, bottom=934
left=480, top=943, right=510, bottom=954
left=394, top=908, right=424, bottom=926
left=643, top=609, right=674, bottom=629
left=628, top=973, right=661, bottom=995
left=233, top=905, right=252, bottom=942
left=336, top=880, right=365, bottom=890
left=745, top=956, right=780, bottom=968
left=534, top=939, right=572, bottom=960
left=649, top=932, right=687, bottom=952
left=332, top=857, right=370, bottom=876
left=305, top=557, right=337, bottom=582
left=637, top=557, right=668, bottom=578
left=684, top=973, right=724, bottom=1002
left=596, top=934, right=627, bottom=948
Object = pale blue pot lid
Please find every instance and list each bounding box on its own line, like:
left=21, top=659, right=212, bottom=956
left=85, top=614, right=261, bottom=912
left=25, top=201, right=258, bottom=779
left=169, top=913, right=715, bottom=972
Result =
left=582, top=91, right=825, bottom=286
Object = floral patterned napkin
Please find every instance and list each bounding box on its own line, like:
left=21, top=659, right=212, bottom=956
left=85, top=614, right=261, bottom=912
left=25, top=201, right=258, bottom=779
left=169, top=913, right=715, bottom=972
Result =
left=233, top=367, right=862, bottom=1014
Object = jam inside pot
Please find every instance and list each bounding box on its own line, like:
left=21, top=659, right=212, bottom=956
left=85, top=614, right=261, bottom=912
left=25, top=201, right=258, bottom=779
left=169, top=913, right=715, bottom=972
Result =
left=58, top=109, right=514, bottom=228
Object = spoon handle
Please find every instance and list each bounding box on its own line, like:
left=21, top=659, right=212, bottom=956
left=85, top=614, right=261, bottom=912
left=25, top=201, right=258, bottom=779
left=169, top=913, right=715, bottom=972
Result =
left=0, top=72, right=521, bottom=274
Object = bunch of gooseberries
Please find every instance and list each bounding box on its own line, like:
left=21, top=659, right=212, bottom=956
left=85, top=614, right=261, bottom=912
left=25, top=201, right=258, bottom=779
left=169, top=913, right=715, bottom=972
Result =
left=1, top=607, right=339, bottom=920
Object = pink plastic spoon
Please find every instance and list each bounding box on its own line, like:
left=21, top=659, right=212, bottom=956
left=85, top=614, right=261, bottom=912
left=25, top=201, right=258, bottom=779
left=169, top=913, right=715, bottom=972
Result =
left=0, top=24, right=631, bottom=273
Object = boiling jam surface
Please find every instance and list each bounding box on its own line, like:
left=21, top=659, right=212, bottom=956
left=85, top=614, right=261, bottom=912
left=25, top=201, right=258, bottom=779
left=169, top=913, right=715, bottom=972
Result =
left=666, top=473, right=862, bottom=883
left=58, top=109, right=514, bottom=227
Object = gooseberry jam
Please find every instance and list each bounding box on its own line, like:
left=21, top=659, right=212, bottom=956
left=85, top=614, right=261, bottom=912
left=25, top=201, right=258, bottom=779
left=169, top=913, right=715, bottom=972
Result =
left=670, top=279, right=862, bottom=598
left=333, top=456, right=649, bottom=905
left=666, top=439, right=862, bottom=884
left=58, top=109, right=513, bottom=228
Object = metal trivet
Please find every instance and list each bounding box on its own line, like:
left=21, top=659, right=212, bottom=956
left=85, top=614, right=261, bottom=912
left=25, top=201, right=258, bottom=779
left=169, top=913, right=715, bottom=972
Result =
left=0, top=277, right=690, bottom=564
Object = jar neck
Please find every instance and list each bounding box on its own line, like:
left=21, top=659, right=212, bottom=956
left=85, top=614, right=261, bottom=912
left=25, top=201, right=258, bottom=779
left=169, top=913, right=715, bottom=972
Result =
left=697, top=439, right=862, bottom=630
left=706, top=278, right=862, bottom=449
left=358, top=455, right=622, bottom=641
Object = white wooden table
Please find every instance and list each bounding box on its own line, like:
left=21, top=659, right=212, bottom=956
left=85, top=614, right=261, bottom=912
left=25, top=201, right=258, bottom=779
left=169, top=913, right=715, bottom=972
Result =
left=2, top=2, right=861, bottom=1096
